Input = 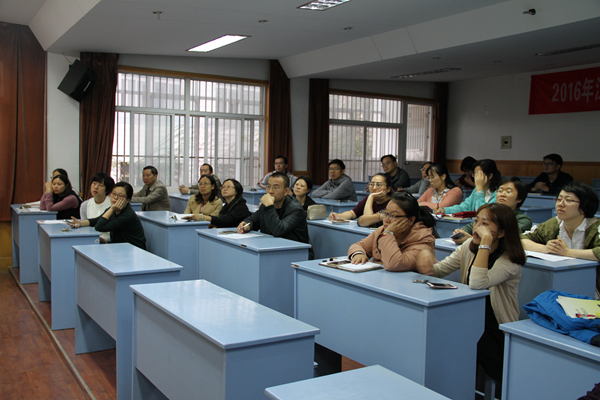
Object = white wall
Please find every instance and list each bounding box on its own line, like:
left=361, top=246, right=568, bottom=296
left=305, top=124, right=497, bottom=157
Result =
left=47, top=52, right=81, bottom=190
left=447, top=63, right=600, bottom=162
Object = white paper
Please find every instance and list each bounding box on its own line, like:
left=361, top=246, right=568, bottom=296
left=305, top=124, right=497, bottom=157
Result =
left=218, top=233, right=262, bottom=239
left=525, top=250, right=573, bottom=262
left=36, top=220, right=68, bottom=225
left=171, top=213, right=195, bottom=220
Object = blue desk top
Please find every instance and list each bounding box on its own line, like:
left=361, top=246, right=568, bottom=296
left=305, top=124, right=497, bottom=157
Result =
left=293, top=260, right=489, bottom=307
left=307, top=219, right=373, bottom=235
left=500, top=319, right=600, bottom=362
left=313, top=198, right=358, bottom=207
left=265, top=365, right=451, bottom=400
left=73, top=243, right=183, bottom=276
left=243, top=190, right=266, bottom=195
left=197, top=228, right=311, bottom=252
left=520, top=205, right=554, bottom=211
left=168, top=193, right=192, bottom=200
left=39, top=224, right=99, bottom=238
left=11, top=204, right=57, bottom=216
left=136, top=210, right=210, bottom=227
left=434, top=216, right=473, bottom=225
left=130, top=280, right=319, bottom=350
left=434, top=239, right=598, bottom=271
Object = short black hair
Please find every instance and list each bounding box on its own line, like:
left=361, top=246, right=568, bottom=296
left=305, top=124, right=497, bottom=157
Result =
left=269, top=172, right=290, bottom=189
left=389, top=191, right=436, bottom=229
left=460, top=157, right=476, bottom=173
left=91, top=172, right=115, bottom=194
left=53, top=168, right=69, bottom=177
left=222, top=179, right=244, bottom=198
left=560, top=182, right=599, bottom=218
left=473, top=159, right=502, bottom=192
left=380, top=154, right=397, bottom=163
left=544, top=154, right=563, bottom=168
left=294, top=176, right=313, bottom=193
left=51, top=174, right=74, bottom=200
left=195, top=175, right=219, bottom=203
left=274, top=155, right=288, bottom=165
left=201, top=163, right=214, bottom=173
left=329, top=159, right=346, bottom=170
left=499, top=176, right=528, bottom=207
left=143, top=166, right=158, bottom=175
left=112, top=181, right=134, bottom=200
left=427, top=163, right=456, bottom=189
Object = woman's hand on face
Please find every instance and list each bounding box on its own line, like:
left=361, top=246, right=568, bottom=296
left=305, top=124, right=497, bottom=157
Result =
left=370, top=189, right=388, bottom=202
left=351, top=254, right=369, bottom=265
left=385, top=218, right=411, bottom=239
left=464, top=175, right=475, bottom=187
left=45, top=181, right=52, bottom=193
left=473, top=224, right=494, bottom=245
left=474, top=169, right=488, bottom=191
left=111, top=199, right=127, bottom=212
left=415, top=249, right=436, bottom=275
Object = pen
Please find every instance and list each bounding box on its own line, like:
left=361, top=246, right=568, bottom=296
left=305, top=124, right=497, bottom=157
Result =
left=576, top=313, right=599, bottom=318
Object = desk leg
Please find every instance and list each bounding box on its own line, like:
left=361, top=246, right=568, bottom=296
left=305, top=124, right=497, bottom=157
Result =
left=75, top=306, right=115, bottom=354
left=38, top=266, right=51, bottom=302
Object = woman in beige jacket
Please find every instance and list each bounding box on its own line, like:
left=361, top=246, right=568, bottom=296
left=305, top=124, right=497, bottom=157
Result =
left=416, top=202, right=525, bottom=383
left=184, top=175, right=222, bottom=219
left=347, top=192, right=436, bottom=272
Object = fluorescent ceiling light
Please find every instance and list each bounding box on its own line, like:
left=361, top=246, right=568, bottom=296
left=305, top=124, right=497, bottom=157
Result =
left=535, top=43, right=600, bottom=56
left=188, top=35, right=249, bottom=52
left=392, top=68, right=461, bottom=79
left=299, top=0, right=351, bottom=11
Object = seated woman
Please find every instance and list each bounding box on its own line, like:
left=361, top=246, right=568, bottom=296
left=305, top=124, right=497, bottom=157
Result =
left=454, top=156, right=476, bottom=190
left=418, top=163, right=463, bottom=210
left=184, top=179, right=250, bottom=227
left=436, top=159, right=501, bottom=215
left=183, top=175, right=222, bottom=220
left=347, top=192, right=436, bottom=271
left=453, top=177, right=533, bottom=243
left=416, top=203, right=525, bottom=382
left=40, top=174, right=82, bottom=219
left=401, top=161, right=431, bottom=195
left=521, top=181, right=600, bottom=297
left=331, top=173, right=391, bottom=227
left=68, top=182, right=147, bottom=249
left=292, top=176, right=316, bottom=213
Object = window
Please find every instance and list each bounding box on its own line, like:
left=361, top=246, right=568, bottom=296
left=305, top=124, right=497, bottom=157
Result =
left=328, top=93, right=433, bottom=181
left=113, top=72, right=265, bottom=188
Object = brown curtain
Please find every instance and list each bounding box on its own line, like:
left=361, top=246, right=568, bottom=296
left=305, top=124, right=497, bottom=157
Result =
left=0, top=23, right=46, bottom=221
left=308, top=79, right=329, bottom=184
left=79, top=52, right=119, bottom=200
left=432, top=82, right=448, bottom=163
left=267, top=60, right=294, bottom=173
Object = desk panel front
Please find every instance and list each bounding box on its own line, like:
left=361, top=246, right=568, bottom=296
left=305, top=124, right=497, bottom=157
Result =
left=293, top=260, right=488, bottom=400
left=307, top=220, right=371, bottom=259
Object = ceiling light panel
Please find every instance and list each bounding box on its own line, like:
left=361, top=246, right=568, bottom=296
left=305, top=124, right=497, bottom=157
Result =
left=187, top=35, right=250, bottom=52
left=392, top=68, right=461, bottom=79
left=298, top=0, right=351, bottom=11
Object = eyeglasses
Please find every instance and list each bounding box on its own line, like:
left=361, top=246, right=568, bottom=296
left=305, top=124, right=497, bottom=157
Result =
left=381, top=211, right=408, bottom=221
left=221, top=185, right=235, bottom=190
left=553, top=197, right=580, bottom=205
left=329, top=167, right=341, bottom=171
left=497, top=189, right=515, bottom=195
left=110, top=193, right=127, bottom=199
left=542, top=162, right=556, bottom=167
left=368, top=182, right=386, bottom=188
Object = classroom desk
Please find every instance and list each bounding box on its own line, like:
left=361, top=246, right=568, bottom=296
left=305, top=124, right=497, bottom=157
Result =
left=196, top=228, right=310, bottom=317
left=519, top=205, right=553, bottom=224
left=11, top=204, right=57, bottom=284
left=130, top=202, right=142, bottom=212
left=293, top=260, right=489, bottom=400
left=356, top=190, right=369, bottom=202
left=38, top=224, right=99, bottom=330
left=265, top=365, right=451, bottom=400
left=312, top=198, right=358, bottom=213
left=434, top=239, right=598, bottom=319
left=243, top=189, right=266, bottom=205
left=137, top=211, right=209, bottom=280
left=352, top=180, right=369, bottom=192
left=307, top=219, right=372, bottom=259
left=131, top=280, right=318, bottom=400
left=168, top=193, right=191, bottom=213
left=434, top=216, right=472, bottom=237
left=501, top=319, right=600, bottom=400
left=73, top=243, right=183, bottom=400
left=522, top=193, right=556, bottom=208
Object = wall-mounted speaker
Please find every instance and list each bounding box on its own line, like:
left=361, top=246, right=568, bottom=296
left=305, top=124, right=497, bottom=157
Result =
left=57, top=59, right=97, bottom=102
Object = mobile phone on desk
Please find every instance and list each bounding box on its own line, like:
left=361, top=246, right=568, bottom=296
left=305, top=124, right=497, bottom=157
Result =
left=426, top=282, right=458, bottom=289
left=450, top=231, right=464, bottom=240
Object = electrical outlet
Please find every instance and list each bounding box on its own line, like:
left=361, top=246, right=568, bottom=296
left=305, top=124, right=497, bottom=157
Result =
left=501, top=136, right=512, bottom=149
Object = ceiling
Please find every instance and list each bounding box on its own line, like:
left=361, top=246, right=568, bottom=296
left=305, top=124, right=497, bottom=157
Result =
left=2, top=0, right=600, bottom=81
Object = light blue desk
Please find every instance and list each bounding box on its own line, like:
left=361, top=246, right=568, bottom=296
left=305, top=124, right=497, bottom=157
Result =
left=434, top=216, right=472, bottom=237
left=131, top=280, right=318, bottom=400
left=38, top=224, right=99, bottom=330
left=352, top=181, right=369, bottom=192
left=73, top=243, right=182, bottom=400
left=168, top=193, right=191, bottom=213
left=434, top=238, right=598, bottom=319
left=307, top=219, right=372, bottom=259
left=265, top=365, right=451, bottom=400
left=522, top=193, right=555, bottom=209
left=356, top=190, right=369, bottom=202
left=313, top=198, right=358, bottom=213
left=137, top=211, right=209, bottom=280
left=520, top=205, right=553, bottom=224
left=243, top=189, right=266, bottom=205
left=501, top=319, right=600, bottom=400
left=293, top=260, right=488, bottom=400
left=130, top=202, right=142, bottom=212
left=196, top=228, right=310, bottom=316
left=11, top=204, right=57, bottom=284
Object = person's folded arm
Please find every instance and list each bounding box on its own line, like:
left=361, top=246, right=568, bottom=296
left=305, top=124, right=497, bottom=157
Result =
left=131, top=185, right=168, bottom=205
left=378, top=235, right=435, bottom=272
left=40, top=193, right=79, bottom=212
left=262, top=205, right=304, bottom=237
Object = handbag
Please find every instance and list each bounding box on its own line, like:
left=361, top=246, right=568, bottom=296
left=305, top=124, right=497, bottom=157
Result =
left=306, top=204, right=327, bottom=220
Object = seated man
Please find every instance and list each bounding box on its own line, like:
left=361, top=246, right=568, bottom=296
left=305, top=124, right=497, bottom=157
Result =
left=179, top=163, right=221, bottom=195
left=381, top=154, right=410, bottom=191
left=529, top=153, right=573, bottom=195
left=311, top=159, right=357, bottom=201
left=238, top=172, right=313, bottom=259
left=131, top=165, right=171, bottom=211
left=256, top=155, right=297, bottom=190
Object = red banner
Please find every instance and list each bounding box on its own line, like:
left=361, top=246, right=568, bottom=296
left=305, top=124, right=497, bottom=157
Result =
left=529, top=67, right=600, bottom=115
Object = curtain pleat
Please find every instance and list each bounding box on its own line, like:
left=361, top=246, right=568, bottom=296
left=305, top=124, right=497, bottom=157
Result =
left=308, top=79, right=329, bottom=184
left=267, top=60, right=294, bottom=173
left=432, top=82, right=448, bottom=163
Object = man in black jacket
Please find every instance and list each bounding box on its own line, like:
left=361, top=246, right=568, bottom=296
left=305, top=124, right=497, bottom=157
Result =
left=238, top=172, right=313, bottom=259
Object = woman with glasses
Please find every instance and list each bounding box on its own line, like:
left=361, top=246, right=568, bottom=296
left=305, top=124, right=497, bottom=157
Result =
left=436, top=159, right=501, bottom=214
left=347, top=191, right=436, bottom=271
left=329, top=174, right=392, bottom=226
left=68, top=182, right=146, bottom=249
left=182, top=175, right=222, bottom=220
left=418, top=163, right=463, bottom=210
left=453, top=177, right=533, bottom=244
left=416, top=203, right=525, bottom=383
left=521, top=181, right=600, bottom=295
left=184, top=178, right=250, bottom=228
left=40, top=174, right=82, bottom=219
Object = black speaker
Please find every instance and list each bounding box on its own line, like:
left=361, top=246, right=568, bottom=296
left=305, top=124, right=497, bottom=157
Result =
left=57, top=59, right=97, bottom=102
